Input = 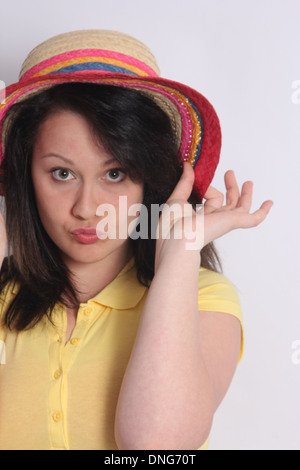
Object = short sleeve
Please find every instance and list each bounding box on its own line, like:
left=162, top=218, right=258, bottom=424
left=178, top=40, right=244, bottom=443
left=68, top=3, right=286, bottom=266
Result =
left=198, top=267, right=244, bottom=361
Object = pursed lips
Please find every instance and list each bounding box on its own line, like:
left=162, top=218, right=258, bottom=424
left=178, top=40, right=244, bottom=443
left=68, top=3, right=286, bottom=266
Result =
left=70, top=228, right=99, bottom=244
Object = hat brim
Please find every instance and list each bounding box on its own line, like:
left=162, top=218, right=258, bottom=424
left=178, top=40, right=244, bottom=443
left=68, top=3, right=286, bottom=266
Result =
left=0, top=72, right=221, bottom=200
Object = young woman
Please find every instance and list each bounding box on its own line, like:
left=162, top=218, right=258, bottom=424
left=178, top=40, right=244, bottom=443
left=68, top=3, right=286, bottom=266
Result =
left=0, top=31, right=273, bottom=450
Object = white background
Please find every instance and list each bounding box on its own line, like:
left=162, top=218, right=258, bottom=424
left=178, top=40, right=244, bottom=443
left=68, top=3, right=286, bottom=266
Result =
left=1, top=0, right=299, bottom=450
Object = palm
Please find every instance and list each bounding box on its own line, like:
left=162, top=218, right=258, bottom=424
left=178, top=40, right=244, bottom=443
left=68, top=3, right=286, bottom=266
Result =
left=155, top=163, right=273, bottom=259
left=202, top=170, right=273, bottom=246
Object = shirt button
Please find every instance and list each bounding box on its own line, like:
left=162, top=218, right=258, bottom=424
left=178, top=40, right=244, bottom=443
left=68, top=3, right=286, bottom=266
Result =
left=83, top=307, right=92, bottom=317
left=70, top=337, right=80, bottom=346
left=52, top=411, right=63, bottom=423
left=53, top=369, right=62, bottom=380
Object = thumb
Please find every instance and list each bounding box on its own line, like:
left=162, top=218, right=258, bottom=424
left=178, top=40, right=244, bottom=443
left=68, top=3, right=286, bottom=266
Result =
left=167, top=162, right=195, bottom=203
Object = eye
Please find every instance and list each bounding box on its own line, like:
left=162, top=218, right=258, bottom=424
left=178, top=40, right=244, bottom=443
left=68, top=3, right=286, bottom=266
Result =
left=51, top=168, right=75, bottom=181
left=105, top=168, right=125, bottom=182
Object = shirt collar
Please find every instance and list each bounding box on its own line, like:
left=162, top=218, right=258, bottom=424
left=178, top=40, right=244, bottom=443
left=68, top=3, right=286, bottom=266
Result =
left=89, top=257, right=148, bottom=310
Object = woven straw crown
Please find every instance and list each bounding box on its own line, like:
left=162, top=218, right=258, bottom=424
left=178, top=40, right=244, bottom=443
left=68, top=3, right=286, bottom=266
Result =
left=0, top=30, right=222, bottom=199
left=19, top=30, right=161, bottom=79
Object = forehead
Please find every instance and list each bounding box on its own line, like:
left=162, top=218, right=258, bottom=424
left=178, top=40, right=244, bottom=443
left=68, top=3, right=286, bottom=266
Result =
left=35, top=110, right=94, bottom=141
left=33, top=110, right=112, bottom=161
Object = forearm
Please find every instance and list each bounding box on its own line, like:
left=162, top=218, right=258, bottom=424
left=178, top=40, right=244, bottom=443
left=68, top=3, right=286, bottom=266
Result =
left=115, top=250, right=214, bottom=450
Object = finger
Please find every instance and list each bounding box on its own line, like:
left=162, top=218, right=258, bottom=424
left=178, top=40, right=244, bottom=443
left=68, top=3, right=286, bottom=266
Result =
left=203, top=185, right=224, bottom=213
left=237, top=180, right=253, bottom=211
left=224, top=170, right=240, bottom=207
left=233, top=199, right=273, bottom=229
left=167, top=162, right=194, bottom=203
left=248, top=200, right=274, bottom=227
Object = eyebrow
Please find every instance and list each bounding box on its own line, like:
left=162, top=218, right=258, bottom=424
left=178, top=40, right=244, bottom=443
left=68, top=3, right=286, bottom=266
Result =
left=40, top=153, right=74, bottom=165
left=40, top=153, right=120, bottom=167
left=102, top=157, right=120, bottom=167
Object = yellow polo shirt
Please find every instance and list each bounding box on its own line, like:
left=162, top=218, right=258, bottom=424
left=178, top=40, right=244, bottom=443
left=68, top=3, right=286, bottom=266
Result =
left=0, top=259, right=243, bottom=450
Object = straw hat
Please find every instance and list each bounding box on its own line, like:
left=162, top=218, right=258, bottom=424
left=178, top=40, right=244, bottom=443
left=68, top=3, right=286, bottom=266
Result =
left=0, top=30, right=221, bottom=200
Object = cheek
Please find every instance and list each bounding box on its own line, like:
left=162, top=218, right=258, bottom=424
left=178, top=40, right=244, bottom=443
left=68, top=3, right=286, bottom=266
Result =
left=96, top=187, right=144, bottom=239
left=128, top=185, right=144, bottom=206
left=34, top=185, right=69, bottom=231
left=119, top=188, right=144, bottom=235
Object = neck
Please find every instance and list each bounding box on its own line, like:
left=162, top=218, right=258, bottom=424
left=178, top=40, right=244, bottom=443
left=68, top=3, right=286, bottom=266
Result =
left=63, top=245, right=133, bottom=303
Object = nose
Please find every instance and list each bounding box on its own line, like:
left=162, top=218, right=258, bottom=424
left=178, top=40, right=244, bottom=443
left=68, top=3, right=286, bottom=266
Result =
left=71, top=183, right=99, bottom=221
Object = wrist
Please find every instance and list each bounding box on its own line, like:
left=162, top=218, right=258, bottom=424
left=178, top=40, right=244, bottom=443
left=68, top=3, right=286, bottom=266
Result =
left=155, top=244, right=201, bottom=275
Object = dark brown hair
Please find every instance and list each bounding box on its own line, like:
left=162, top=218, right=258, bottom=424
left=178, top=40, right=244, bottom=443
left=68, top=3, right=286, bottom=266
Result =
left=0, top=83, right=221, bottom=330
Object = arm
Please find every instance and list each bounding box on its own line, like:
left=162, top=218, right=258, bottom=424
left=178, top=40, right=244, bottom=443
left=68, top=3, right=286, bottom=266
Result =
left=115, top=252, right=241, bottom=450
left=115, top=164, right=272, bottom=450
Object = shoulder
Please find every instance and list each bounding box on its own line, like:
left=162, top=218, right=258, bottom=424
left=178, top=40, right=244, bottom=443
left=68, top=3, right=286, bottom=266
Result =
left=198, top=267, right=243, bottom=323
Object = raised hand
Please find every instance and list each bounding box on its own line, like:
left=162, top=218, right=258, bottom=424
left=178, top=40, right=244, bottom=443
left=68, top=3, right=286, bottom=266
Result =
left=202, top=169, right=273, bottom=246
left=155, top=163, right=273, bottom=266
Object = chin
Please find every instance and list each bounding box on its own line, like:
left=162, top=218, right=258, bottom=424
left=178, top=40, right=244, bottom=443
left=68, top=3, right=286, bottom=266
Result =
left=64, top=248, right=108, bottom=264
left=61, top=240, right=129, bottom=266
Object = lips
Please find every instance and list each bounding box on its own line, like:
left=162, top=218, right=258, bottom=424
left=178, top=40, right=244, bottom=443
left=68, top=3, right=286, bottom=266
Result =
left=71, top=228, right=99, bottom=244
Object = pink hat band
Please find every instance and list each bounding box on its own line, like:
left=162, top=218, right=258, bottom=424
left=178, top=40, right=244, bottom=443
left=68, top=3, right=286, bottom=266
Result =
left=20, top=49, right=159, bottom=81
